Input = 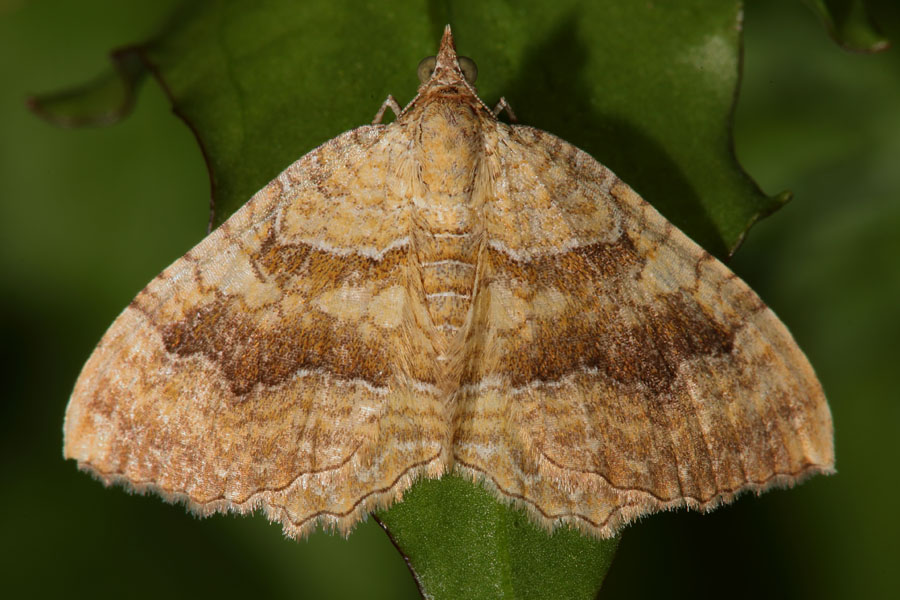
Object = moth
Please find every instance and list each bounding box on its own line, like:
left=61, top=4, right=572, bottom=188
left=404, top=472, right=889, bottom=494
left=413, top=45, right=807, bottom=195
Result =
left=64, top=26, right=834, bottom=539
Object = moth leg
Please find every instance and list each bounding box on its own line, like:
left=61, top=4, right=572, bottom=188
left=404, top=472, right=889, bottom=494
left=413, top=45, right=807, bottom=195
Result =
left=372, top=95, right=403, bottom=124
left=492, top=97, right=518, bottom=122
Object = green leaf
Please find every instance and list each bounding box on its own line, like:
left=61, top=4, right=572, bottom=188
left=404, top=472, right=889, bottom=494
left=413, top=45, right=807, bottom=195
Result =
left=31, top=0, right=780, bottom=256
left=375, top=474, right=618, bottom=600
left=30, top=0, right=792, bottom=598
left=802, top=0, right=891, bottom=52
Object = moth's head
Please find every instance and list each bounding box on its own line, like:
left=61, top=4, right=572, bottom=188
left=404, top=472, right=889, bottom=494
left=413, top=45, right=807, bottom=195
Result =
left=397, top=25, right=494, bottom=125
left=416, top=25, right=479, bottom=100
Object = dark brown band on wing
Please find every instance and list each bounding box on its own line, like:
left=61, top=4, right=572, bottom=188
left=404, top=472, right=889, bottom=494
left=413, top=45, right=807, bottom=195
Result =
left=139, top=234, right=411, bottom=396
left=472, top=234, right=736, bottom=393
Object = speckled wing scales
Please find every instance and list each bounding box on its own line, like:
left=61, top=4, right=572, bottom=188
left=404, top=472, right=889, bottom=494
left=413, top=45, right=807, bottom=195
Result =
left=453, top=125, right=834, bottom=537
left=63, top=125, right=448, bottom=536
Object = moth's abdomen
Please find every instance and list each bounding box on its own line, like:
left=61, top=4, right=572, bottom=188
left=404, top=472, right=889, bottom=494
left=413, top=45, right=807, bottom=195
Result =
left=414, top=228, right=479, bottom=336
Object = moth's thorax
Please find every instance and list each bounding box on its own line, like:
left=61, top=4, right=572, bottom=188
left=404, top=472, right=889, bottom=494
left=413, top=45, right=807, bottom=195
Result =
left=417, top=97, right=483, bottom=198
left=409, top=96, right=486, bottom=339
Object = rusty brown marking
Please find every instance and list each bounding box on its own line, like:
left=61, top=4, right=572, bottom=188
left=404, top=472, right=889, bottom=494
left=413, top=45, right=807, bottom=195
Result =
left=488, top=233, right=645, bottom=286
left=256, top=228, right=406, bottom=285
left=158, top=295, right=393, bottom=395
left=465, top=289, right=735, bottom=393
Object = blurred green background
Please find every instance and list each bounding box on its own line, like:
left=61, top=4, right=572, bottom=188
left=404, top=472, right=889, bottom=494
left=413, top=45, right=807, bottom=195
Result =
left=1, top=0, right=898, bottom=598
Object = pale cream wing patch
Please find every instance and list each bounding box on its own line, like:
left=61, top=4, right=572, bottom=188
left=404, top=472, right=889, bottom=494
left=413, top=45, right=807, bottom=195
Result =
left=64, top=124, right=448, bottom=537
left=453, top=125, right=834, bottom=537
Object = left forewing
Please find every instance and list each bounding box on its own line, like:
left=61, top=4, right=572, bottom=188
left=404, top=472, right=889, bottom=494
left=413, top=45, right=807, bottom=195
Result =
left=64, top=124, right=447, bottom=537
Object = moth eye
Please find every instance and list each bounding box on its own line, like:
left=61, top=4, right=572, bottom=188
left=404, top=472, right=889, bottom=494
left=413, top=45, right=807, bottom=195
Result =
left=416, top=55, right=478, bottom=84
left=417, top=56, right=437, bottom=83
left=458, top=56, right=478, bottom=84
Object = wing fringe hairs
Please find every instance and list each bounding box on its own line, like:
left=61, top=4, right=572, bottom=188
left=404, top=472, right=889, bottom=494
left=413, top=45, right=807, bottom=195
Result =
left=76, top=447, right=829, bottom=538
